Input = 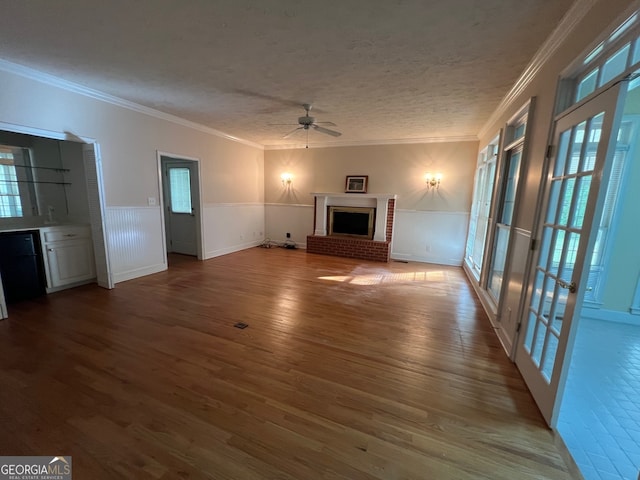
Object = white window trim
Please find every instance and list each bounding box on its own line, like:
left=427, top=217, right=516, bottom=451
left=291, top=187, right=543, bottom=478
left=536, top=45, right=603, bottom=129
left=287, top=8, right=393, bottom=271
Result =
left=464, top=135, right=500, bottom=281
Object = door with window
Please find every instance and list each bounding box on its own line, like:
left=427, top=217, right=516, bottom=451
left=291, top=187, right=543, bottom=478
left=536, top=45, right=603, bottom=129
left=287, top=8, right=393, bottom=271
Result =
left=162, top=159, right=198, bottom=256
left=515, top=83, right=625, bottom=425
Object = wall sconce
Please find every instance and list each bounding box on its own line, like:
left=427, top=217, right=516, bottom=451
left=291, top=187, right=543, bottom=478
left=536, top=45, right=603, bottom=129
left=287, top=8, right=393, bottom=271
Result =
left=425, top=173, right=442, bottom=189
left=281, top=172, right=293, bottom=187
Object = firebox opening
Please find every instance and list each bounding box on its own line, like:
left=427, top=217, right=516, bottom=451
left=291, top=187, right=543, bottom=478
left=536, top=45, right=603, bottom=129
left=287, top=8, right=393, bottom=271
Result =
left=328, top=206, right=376, bottom=240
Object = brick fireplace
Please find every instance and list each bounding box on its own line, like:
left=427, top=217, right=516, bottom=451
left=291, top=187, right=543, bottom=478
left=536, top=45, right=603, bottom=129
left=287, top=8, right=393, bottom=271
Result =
left=307, top=192, right=397, bottom=262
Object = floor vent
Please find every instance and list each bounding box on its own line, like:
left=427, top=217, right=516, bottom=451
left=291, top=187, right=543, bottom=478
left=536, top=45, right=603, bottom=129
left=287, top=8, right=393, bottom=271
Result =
left=233, top=322, right=249, bottom=329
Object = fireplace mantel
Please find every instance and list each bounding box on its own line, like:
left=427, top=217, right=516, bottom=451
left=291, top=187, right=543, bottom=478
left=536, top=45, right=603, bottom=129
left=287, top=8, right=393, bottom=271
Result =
left=311, top=192, right=397, bottom=242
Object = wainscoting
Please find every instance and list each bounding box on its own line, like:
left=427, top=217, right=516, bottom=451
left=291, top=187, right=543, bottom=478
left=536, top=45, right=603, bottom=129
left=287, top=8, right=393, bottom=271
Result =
left=105, top=206, right=167, bottom=283
left=264, top=203, right=314, bottom=247
left=391, top=210, right=469, bottom=266
left=106, top=203, right=266, bottom=284
left=202, top=203, right=265, bottom=258
left=105, top=205, right=470, bottom=283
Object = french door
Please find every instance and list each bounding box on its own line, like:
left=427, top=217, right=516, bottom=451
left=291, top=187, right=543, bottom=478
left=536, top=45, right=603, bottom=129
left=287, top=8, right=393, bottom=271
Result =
left=515, top=83, right=625, bottom=426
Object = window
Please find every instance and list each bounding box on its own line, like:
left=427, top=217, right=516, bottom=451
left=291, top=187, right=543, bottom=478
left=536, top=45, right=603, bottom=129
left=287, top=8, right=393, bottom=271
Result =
left=0, top=148, right=23, bottom=218
left=168, top=167, right=192, bottom=214
left=571, top=13, right=640, bottom=104
left=584, top=118, right=637, bottom=304
left=486, top=104, right=531, bottom=303
left=557, top=12, right=640, bottom=305
left=488, top=146, right=523, bottom=300
left=464, top=135, right=499, bottom=280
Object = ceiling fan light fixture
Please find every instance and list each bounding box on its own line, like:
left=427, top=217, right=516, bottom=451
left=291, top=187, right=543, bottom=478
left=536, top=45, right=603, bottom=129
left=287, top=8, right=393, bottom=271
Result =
left=275, top=103, right=342, bottom=141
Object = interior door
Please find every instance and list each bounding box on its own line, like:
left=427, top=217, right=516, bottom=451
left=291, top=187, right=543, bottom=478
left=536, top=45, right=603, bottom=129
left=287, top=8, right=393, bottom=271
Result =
left=515, top=83, right=625, bottom=426
left=163, top=160, right=197, bottom=256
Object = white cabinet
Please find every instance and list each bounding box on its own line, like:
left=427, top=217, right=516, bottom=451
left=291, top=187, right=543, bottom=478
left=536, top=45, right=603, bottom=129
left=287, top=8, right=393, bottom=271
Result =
left=40, top=226, right=96, bottom=291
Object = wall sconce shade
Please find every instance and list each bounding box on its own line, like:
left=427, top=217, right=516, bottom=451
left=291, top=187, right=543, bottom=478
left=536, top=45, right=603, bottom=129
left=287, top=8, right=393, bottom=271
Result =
left=425, top=173, right=442, bottom=189
left=281, top=172, right=293, bottom=187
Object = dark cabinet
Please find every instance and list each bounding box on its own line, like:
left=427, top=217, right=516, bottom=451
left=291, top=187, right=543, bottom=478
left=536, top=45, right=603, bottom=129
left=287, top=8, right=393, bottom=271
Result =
left=0, top=231, right=46, bottom=303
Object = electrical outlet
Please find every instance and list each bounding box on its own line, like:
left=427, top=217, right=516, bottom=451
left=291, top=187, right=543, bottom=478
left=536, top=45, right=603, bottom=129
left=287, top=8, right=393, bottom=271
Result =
left=425, top=244, right=431, bottom=252
left=286, top=232, right=291, bottom=238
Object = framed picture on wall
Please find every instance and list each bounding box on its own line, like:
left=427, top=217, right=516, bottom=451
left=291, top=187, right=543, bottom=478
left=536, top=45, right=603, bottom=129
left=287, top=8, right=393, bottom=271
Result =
left=345, top=175, right=368, bottom=193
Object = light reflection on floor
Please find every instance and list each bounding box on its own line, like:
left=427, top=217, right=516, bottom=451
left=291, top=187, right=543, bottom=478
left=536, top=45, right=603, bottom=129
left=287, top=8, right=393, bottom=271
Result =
left=318, top=270, right=448, bottom=286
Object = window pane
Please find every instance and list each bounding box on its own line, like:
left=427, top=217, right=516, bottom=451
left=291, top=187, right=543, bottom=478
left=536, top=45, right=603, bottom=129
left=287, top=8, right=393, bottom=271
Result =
left=531, top=321, right=547, bottom=368
left=571, top=175, right=592, bottom=229
left=169, top=168, right=192, bottom=214
left=488, top=225, right=510, bottom=299
left=0, top=155, right=24, bottom=218
left=576, top=69, right=599, bottom=102
left=600, top=43, right=631, bottom=85
left=557, top=177, right=575, bottom=227
left=500, top=150, right=522, bottom=225
left=582, top=113, right=604, bottom=171
left=541, top=332, right=560, bottom=382
left=549, top=229, right=566, bottom=277
left=559, top=232, right=581, bottom=280
left=513, top=123, right=526, bottom=141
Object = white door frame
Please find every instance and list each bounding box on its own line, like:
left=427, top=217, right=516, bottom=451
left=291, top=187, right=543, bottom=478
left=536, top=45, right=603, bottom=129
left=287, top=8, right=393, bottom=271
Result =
left=514, top=82, right=627, bottom=426
left=156, top=151, right=204, bottom=261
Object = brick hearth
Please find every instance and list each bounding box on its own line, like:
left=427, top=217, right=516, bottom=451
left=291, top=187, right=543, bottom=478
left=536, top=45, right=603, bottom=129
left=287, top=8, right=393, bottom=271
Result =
left=307, top=198, right=395, bottom=262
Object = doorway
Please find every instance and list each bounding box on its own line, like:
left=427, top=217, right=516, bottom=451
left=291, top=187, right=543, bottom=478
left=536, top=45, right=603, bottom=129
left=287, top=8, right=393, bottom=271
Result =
left=556, top=78, right=640, bottom=480
left=0, top=125, right=113, bottom=319
left=515, top=81, right=626, bottom=426
left=158, top=153, right=202, bottom=261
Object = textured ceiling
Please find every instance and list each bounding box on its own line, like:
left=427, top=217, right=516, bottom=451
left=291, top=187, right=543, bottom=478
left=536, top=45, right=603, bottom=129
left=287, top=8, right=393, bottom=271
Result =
left=0, top=0, right=576, bottom=148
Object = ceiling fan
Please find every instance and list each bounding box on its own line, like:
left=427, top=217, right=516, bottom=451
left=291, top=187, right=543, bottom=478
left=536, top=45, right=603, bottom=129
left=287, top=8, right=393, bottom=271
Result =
left=273, top=104, right=342, bottom=140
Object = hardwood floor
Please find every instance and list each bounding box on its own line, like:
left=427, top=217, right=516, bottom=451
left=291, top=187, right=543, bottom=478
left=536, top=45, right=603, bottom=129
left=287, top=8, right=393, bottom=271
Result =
left=0, top=248, right=578, bottom=479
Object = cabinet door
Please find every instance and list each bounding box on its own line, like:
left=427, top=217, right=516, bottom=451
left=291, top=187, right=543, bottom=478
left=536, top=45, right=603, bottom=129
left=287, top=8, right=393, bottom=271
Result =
left=46, top=240, right=96, bottom=288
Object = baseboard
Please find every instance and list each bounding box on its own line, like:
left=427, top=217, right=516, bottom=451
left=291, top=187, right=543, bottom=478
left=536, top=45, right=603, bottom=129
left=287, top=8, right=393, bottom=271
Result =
left=204, top=239, right=264, bottom=259
left=581, top=306, right=640, bottom=325
left=113, top=262, right=167, bottom=284
left=46, top=278, right=96, bottom=294
left=461, top=262, right=514, bottom=358
left=390, top=252, right=462, bottom=267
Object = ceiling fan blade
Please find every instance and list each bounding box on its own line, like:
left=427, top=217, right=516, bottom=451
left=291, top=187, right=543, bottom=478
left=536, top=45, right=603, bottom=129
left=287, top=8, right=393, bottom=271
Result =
left=283, top=127, right=303, bottom=139
left=314, top=121, right=337, bottom=127
left=312, top=125, right=342, bottom=137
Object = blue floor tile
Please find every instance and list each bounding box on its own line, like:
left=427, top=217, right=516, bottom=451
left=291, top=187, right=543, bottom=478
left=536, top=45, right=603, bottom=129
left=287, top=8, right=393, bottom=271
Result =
left=558, top=317, right=640, bottom=480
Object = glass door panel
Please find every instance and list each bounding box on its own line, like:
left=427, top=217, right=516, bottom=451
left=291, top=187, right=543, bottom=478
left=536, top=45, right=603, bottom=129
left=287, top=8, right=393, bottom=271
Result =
left=515, top=83, right=623, bottom=426
left=487, top=147, right=523, bottom=302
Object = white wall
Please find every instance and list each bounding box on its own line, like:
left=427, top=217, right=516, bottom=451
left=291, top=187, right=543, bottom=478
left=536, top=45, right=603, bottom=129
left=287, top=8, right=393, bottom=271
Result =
left=60, top=140, right=91, bottom=224
left=391, top=210, right=469, bottom=266
left=265, top=203, right=314, bottom=247
left=203, top=203, right=265, bottom=258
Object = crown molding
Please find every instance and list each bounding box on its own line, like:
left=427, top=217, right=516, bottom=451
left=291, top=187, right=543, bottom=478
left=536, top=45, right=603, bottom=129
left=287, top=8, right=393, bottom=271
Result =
left=264, top=135, right=478, bottom=150
left=478, top=0, right=599, bottom=139
left=0, top=59, right=263, bottom=150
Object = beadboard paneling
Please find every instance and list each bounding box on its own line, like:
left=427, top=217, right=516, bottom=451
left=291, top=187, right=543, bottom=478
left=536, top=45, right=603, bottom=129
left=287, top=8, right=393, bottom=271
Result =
left=105, top=206, right=166, bottom=283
